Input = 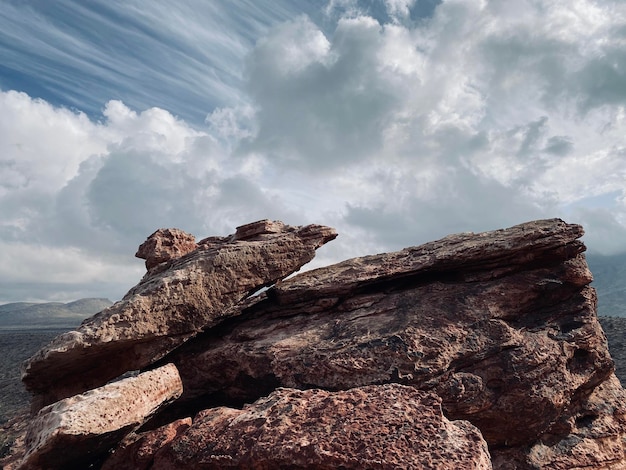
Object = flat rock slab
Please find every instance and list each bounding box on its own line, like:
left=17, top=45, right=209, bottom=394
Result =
left=22, top=220, right=336, bottom=409
left=151, top=384, right=492, bottom=470
left=19, top=363, right=182, bottom=470
left=271, top=218, right=585, bottom=305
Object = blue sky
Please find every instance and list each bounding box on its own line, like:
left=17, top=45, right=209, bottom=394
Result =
left=1, top=0, right=626, bottom=303
left=0, top=1, right=318, bottom=122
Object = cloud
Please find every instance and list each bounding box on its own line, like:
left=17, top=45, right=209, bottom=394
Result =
left=239, top=0, right=626, bottom=232
left=0, top=241, right=142, bottom=303
left=0, top=0, right=324, bottom=124
left=0, top=93, right=295, bottom=302
left=0, top=90, right=108, bottom=253
left=570, top=205, right=626, bottom=256
left=2, top=0, right=626, bottom=303
left=244, top=15, right=403, bottom=169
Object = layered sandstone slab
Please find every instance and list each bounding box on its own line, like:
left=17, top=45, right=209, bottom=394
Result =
left=19, top=364, right=182, bottom=470
left=22, top=220, right=336, bottom=409
left=159, top=219, right=621, bottom=465
left=270, top=218, right=586, bottom=305
left=149, top=385, right=492, bottom=470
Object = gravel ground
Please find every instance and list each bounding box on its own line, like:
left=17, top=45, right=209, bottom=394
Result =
left=0, top=329, right=66, bottom=423
left=0, top=329, right=64, bottom=462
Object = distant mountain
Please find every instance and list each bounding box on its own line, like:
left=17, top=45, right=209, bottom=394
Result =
left=588, top=253, right=626, bottom=318
left=0, top=298, right=113, bottom=329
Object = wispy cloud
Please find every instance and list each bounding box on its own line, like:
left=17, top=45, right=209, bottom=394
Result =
left=1, top=0, right=626, bottom=303
left=0, top=1, right=321, bottom=123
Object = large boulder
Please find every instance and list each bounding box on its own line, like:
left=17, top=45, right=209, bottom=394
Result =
left=19, top=364, right=182, bottom=470
left=150, top=385, right=492, bottom=470
left=154, top=219, right=622, bottom=466
left=22, top=220, right=336, bottom=409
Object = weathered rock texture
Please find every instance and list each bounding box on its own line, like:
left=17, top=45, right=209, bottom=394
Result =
left=18, top=218, right=626, bottom=469
left=136, top=228, right=197, bottom=271
left=102, top=418, right=192, bottom=470
left=20, top=364, right=182, bottom=470
left=151, top=384, right=491, bottom=470
left=162, top=220, right=612, bottom=445
left=491, top=374, right=626, bottom=469
left=22, top=220, right=336, bottom=409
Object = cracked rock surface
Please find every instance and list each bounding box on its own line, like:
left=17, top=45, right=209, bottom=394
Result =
left=16, top=218, right=626, bottom=469
left=22, top=220, right=336, bottom=410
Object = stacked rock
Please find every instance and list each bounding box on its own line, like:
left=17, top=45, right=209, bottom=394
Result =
left=16, top=219, right=626, bottom=469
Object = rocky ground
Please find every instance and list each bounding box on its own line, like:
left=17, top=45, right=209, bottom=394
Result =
left=0, top=330, right=64, bottom=421
left=0, top=330, right=64, bottom=460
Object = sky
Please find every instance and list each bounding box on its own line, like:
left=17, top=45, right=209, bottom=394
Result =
left=1, top=0, right=626, bottom=304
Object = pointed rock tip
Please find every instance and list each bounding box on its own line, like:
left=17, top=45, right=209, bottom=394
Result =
left=296, top=223, right=338, bottom=248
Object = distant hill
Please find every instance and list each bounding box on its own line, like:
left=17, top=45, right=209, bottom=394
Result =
left=0, top=298, right=113, bottom=329
left=588, top=253, right=626, bottom=318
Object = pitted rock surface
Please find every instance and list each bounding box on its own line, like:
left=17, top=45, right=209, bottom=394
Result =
left=136, top=228, right=197, bottom=271
left=22, top=220, right=336, bottom=409
left=20, top=364, right=182, bottom=470
left=102, top=418, right=192, bottom=470
left=18, top=218, right=626, bottom=469
left=150, top=385, right=492, bottom=470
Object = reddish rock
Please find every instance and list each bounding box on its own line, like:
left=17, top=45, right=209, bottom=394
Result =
left=19, top=364, right=182, bottom=470
left=152, top=385, right=492, bottom=470
left=159, top=219, right=620, bottom=465
left=136, top=228, right=197, bottom=271
left=270, top=218, right=586, bottom=306
left=233, top=219, right=287, bottom=240
left=16, top=218, right=626, bottom=468
left=22, top=220, right=337, bottom=409
left=102, top=418, right=192, bottom=470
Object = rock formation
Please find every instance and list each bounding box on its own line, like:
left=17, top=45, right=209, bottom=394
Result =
left=135, top=228, right=198, bottom=271
left=16, top=218, right=626, bottom=469
left=22, top=220, right=336, bottom=410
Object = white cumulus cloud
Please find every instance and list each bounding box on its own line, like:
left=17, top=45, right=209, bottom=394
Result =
left=1, top=0, right=626, bottom=303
